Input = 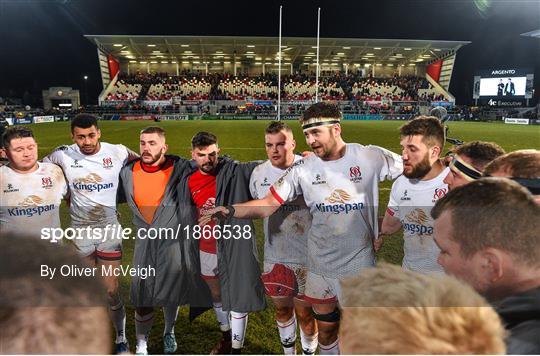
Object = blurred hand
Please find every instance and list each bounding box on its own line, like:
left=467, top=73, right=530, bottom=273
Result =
left=373, top=234, right=384, bottom=252
left=199, top=206, right=229, bottom=226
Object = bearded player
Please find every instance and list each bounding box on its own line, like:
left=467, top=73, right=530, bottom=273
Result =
left=201, top=102, right=403, bottom=354
left=376, top=116, right=449, bottom=273
left=186, top=132, right=265, bottom=354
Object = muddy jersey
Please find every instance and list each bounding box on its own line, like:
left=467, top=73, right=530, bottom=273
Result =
left=250, top=156, right=310, bottom=266
left=1, top=162, right=67, bottom=237
left=270, top=143, right=403, bottom=278
left=387, top=167, right=449, bottom=273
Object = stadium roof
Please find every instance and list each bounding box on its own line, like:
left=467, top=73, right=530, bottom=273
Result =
left=84, top=35, right=470, bottom=66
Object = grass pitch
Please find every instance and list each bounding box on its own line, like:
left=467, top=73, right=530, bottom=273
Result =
left=27, top=120, right=539, bottom=354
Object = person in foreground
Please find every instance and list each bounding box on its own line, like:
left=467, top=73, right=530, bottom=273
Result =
left=432, top=178, right=540, bottom=354
left=339, top=263, right=506, bottom=354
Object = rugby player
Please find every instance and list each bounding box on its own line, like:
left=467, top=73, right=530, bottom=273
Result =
left=186, top=132, right=265, bottom=354
left=43, top=114, right=138, bottom=353
left=377, top=117, right=449, bottom=273
left=443, top=140, right=504, bottom=190
left=1, top=126, right=67, bottom=237
left=250, top=121, right=317, bottom=354
left=201, top=102, right=403, bottom=354
left=118, top=126, right=188, bottom=354
left=483, top=149, right=540, bottom=203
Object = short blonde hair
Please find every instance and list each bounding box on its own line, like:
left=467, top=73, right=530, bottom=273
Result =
left=340, top=264, right=506, bottom=354
left=484, top=149, right=540, bottom=178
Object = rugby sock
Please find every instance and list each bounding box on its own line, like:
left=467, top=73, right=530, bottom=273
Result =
left=213, top=302, right=231, bottom=332
left=109, top=298, right=127, bottom=343
left=277, top=315, right=297, bottom=354
left=230, top=311, right=248, bottom=349
left=135, top=311, right=154, bottom=352
left=163, top=305, right=179, bottom=335
left=300, top=329, right=318, bottom=355
left=319, top=337, right=339, bottom=355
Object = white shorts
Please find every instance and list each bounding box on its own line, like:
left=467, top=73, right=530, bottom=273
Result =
left=200, top=250, right=218, bottom=280
left=304, top=271, right=342, bottom=305
left=73, top=225, right=123, bottom=261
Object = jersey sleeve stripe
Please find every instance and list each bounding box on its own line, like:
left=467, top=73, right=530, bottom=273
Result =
left=269, top=186, right=285, bottom=205
left=386, top=207, right=395, bottom=216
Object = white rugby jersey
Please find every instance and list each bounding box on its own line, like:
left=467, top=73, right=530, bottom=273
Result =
left=250, top=156, right=310, bottom=266
left=0, top=162, right=67, bottom=237
left=43, top=142, right=135, bottom=227
left=387, top=167, right=449, bottom=273
left=270, top=143, right=403, bottom=278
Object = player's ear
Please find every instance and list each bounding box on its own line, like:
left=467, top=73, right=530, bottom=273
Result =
left=334, top=123, right=342, bottom=137
left=291, top=139, right=296, bottom=150
left=162, top=144, right=168, bottom=154
left=480, top=248, right=504, bottom=283
left=431, top=145, right=441, bottom=159
left=96, top=128, right=101, bottom=140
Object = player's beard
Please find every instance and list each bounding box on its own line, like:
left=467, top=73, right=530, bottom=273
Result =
left=141, top=151, right=163, bottom=165
left=313, top=136, right=337, bottom=160
left=403, top=152, right=432, bottom=179
left=199, top=161, right=216, bottom=174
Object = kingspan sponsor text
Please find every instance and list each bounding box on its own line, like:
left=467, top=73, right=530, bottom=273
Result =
left=7, top=204, right=56, bottom=217
left=315, top=202, right=364, bottom=214
left=73, top=182, right=113, bottom=192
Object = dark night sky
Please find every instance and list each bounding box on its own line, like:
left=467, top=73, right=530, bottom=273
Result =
left=1, top=0, right=539, bottom=105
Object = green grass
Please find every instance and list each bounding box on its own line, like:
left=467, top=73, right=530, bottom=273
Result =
left=29, top=120, right=539, bottom=354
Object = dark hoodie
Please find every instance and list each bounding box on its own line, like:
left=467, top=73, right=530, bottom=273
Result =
left=179, top=156, right=266, bottom=313
left=495, top=286, right=540, bottom=354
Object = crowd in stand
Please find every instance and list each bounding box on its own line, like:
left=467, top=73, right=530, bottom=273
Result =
left=103, top=72, right=447, bottom=103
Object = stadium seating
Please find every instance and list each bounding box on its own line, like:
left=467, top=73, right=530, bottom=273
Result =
left=283, top=76, right=346, bottom=101
left=105, top=80, right=142, bottom=101
left=146, top=77, right=211, bottom=100
left=216, top=75, right=278, bottom=100
left=103, top=72, right=447, bottom=104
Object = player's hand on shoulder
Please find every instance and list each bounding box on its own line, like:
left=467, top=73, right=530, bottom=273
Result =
left=52, top=145, right=70, bottom=152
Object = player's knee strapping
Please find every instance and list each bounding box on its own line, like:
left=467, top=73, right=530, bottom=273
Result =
left=312, top=308, right=340, bottom=323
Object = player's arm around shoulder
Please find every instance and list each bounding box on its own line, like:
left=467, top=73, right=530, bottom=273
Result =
left=199, top=191, right=282, bottom=226
left=118, top=144, right=139, bottom=165
left=236, top=159, right=266, bottom=183
left=366, top=144, right=404, bottom=181
left=376, top=178, right=403, bottom=252
left=42, top=145, right=69, bottom=166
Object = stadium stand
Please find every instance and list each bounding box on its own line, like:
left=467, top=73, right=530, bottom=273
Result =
left=105, top=79, right=142, bottom=101
left=103, top=72, right=446, bottom=103
left=216, top=74, right=278, bottom=100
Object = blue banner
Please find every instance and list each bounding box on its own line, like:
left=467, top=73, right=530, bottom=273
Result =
left=431, top=101, right=453, bottom=107
left=14, top=117, right=34, bottom=124
left=253, top=100, right=273, bottom=106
